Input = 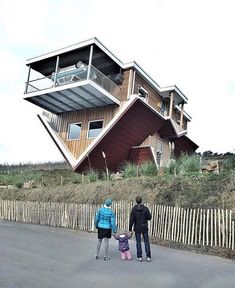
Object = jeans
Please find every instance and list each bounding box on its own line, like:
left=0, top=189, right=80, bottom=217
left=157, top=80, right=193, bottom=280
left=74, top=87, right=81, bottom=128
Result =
left=135, top=231, right=151, bottom=258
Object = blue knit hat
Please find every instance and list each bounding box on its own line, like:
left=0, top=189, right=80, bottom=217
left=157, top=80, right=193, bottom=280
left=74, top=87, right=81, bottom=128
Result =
left=104, top=198, right=112, bottom=206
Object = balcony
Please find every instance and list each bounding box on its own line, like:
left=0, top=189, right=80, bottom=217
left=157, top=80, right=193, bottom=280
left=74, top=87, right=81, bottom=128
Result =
left=24, top=64, right=121, bottom=114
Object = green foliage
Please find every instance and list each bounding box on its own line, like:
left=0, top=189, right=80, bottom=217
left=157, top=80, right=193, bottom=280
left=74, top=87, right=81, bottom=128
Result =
left=223, top=154, right=235, bottom=170
left=72, top=174, right=82, bottom=184
left=164, top=159, right=177, bottom=176
left=0, top=170, right=43, bottom=186
left=177, top=155, right=201, bottom=175
left=164, top=155, right=200, bottom=176
left=122, top=163, right=137, bottom=178
left=87, top=170, right=98, bottom=182
left=139, top=161, right=158, bottom=176
left=15, top=182, right=23, bottom=189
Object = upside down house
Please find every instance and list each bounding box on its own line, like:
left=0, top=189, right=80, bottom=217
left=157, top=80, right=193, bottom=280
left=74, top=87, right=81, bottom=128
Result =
left=24, top=37, right=198, bottom=173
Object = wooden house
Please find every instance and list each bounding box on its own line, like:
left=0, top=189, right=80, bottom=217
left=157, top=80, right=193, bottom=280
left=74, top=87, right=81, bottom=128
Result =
left=24, top=37, right=198, bottom=173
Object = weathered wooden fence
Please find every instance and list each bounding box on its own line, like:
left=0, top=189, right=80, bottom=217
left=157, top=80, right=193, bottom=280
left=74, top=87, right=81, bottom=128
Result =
left=0, top=200, right=234, bottom=250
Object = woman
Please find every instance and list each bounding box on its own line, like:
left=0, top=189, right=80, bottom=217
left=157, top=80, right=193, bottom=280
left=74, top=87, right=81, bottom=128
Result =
left=94, top=198, right=117, bottom=260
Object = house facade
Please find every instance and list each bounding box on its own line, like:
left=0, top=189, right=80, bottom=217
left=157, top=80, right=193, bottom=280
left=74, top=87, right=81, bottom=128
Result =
left=24, top=37, right=198, bottom=173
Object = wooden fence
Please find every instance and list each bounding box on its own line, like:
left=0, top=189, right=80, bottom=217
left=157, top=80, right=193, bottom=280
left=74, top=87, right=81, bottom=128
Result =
left=0, top=200, right=234, bottom=250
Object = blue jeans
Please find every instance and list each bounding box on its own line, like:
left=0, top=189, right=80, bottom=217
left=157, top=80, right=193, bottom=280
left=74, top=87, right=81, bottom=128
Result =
left=135, top=231, right=151, bottom=258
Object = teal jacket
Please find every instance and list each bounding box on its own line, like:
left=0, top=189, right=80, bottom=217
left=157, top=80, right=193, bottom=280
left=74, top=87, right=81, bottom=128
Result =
left=95, top=206, right=117, bottom=233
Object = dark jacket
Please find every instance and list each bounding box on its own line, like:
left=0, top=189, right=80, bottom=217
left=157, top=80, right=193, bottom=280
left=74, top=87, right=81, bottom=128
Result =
left=114, top=233, right=131, bottom=252
left=129, top=204, right=152, bottom=233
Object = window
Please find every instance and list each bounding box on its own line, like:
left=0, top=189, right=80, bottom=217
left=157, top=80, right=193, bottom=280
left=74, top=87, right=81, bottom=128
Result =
left=88, top=120, right=103, bottom=138
left=67, top=123, right=81, bottom=140
left=138, top=85, right=148, bottom=100
left=161, top=99, right=166, bottom=115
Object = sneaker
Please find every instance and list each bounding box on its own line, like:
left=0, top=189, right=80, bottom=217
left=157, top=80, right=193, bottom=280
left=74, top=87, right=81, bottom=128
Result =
left=136, top=257, right=143, bottom=262
left=94, top=255, right=99, bottom=260
left=146, top=257, right=152, bottom=262
left=104, top=256, right=110, bottom=261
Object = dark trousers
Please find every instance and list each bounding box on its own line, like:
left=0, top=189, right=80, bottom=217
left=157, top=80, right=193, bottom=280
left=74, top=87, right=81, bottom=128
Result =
left=135, top=231, right=151, bottom=258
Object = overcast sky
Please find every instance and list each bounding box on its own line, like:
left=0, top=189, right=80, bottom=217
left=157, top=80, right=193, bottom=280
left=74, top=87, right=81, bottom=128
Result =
left=0, top=0, right=235, bottom=164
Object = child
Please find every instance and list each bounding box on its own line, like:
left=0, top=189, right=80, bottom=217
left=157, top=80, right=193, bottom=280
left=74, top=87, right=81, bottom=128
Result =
left=114, top=230, right=132, bottom=260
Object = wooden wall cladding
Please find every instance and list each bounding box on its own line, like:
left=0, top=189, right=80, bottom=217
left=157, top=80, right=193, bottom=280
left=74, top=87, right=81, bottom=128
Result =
left=48, top=70, right=130, bottom=159
left=51, top=105, right=119, bottom=158
left=133, top=73, right=162, bottom=112
left=118, top=69, right=131, bottom=102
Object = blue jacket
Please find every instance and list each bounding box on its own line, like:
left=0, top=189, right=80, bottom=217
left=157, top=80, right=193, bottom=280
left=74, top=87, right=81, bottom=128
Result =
left=95, top=206, right=117, bottom=233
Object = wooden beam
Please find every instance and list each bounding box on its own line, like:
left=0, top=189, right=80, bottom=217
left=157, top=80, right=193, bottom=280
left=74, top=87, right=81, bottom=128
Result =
left=180, top=103, right=184, bottom=127
left=53, top=56, right=60, bottom=87
left=87, top=45, right=93, bottom=80
left=24, top=65, right=31, bottom=94
left=127, top=69, right=133, bottom=100
left=169, top=91, right=174, bottom=118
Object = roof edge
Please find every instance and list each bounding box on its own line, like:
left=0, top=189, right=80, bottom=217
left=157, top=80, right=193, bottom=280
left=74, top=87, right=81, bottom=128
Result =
left=26, top=37, right=188, bottom=107
left=38, top=114, right=77, bottom=167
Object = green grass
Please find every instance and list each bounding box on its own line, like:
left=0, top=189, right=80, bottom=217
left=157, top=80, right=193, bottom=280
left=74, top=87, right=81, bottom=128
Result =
left=0, top=156, right=234, bottom=210
left=139, top=161, right=158, bottom=176
left=164, top=154, right=201, bottom=176
left=122, top=163, right=137, bottom=178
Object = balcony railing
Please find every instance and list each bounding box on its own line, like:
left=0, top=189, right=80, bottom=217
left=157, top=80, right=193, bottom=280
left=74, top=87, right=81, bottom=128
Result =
left=25, top=65, right=121, bottom=100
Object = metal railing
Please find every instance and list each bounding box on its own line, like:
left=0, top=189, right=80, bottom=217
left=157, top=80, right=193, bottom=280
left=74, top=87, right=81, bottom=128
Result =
left=25, top=65, right=121, bottom=100
left=89, top=66, right=120, bottom=99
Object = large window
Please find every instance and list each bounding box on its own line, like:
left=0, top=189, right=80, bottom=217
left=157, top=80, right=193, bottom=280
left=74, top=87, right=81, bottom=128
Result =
left=67, top=123, right=81, bottom=140
left=88, top=120, right=103, bottom=138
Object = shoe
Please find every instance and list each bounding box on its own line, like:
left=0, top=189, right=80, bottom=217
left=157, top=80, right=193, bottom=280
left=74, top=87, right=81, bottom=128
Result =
left=94, top=255, right=99, bottom=260
left=104, top=256, right=110, bottom=261
left=146, top=257, right=151, bottom=262
left=136, top=257, right=143, bottom=262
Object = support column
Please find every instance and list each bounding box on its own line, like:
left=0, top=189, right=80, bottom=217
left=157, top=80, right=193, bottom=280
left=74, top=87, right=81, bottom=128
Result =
left=127, top=69, right=133, bottom=99
left=131, top=70, right=136, bottom=95
left=87, top=45, right=94, bottom=80
left=24, top=65, right=31, bottom=94
left=180, top=102, right=184, bottom=128
left=53, top=56, right=60, bottom=87
left=169, top=91, right=174, bottom=118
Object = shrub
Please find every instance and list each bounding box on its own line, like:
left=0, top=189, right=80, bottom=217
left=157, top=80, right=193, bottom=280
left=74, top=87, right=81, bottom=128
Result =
left=139, top=161, right=157, bottom=176
left=177, top=155, right=201, bottom=175
left=122, top=163, right=137, bottom=178
left=72, top=175, right=82, bottom=184
left=87, top=170, right=98, bottom=182
left=223, top=155, right=235, bottom=171
left=15, top=182, right=23, bottom=188
left=164, top=159, right=177, bottom=176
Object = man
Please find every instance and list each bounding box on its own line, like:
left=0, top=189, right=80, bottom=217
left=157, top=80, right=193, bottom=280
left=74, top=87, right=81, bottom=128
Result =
left=129, top=196, right=152, bottom=262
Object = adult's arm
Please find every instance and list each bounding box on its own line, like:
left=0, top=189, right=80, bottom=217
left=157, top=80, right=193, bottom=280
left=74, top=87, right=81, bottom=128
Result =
left=129, top=208, right=134, bottom=231
left=111, top=211, right=117, bottom=233
left=94, top=209, right=100, bottom=228
left=145, top=207, right=152, bottom=221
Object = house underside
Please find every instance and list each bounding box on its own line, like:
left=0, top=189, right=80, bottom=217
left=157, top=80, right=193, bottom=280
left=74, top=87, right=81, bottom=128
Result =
left=39, top=97, right=198, bottom=173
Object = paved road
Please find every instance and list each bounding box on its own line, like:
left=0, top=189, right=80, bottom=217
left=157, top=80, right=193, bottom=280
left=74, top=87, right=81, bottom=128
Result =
left=0, top=220, right=234, bottom=288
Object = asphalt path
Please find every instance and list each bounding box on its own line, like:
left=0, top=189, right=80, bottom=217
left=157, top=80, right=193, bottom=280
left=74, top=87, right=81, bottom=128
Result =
left=0, top=220, right=234, bottom=288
